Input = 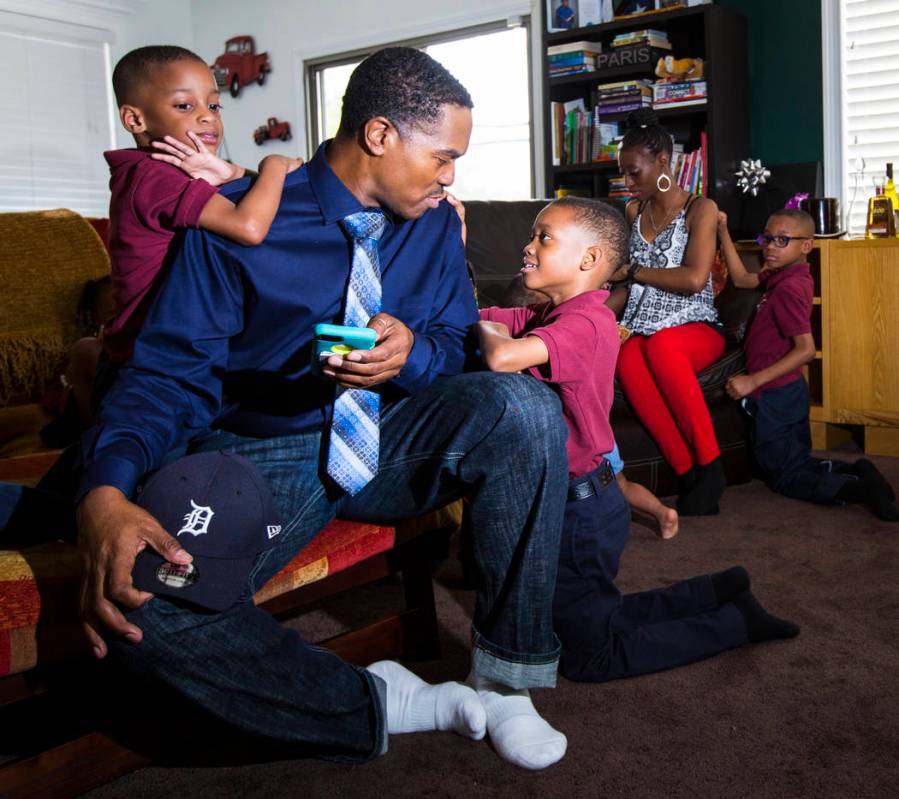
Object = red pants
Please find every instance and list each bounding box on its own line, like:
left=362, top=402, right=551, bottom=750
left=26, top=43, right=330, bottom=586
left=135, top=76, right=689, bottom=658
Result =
left=616, top=323, right=725, bottom=475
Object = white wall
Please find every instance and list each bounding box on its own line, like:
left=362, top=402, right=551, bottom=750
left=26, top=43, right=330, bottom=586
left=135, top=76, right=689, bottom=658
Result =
left=188, top=0, right=544, bottom=192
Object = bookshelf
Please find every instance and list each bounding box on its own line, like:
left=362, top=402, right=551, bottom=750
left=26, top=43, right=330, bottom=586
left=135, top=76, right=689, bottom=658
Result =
left=540, top=3, right=749, bottom=220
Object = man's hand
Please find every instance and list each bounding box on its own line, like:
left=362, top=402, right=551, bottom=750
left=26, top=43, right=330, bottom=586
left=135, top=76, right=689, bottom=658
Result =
left=725, top=373, right=757, bottom=400
left=321, top=313, right=414, bottom=388
left=151, top=132, right=243, bottom=185
left=76, top=486, right=193, bottom=658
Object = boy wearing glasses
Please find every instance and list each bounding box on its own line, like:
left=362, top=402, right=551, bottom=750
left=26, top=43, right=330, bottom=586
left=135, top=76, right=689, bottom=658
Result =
left=718, top=209, right=897, bottom=521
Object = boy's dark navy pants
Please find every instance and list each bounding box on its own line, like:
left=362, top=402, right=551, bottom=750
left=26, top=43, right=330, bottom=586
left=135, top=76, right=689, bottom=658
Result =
left=745, top=378, right=850, bottom=505
left=553, top=460, right=748, bottom=683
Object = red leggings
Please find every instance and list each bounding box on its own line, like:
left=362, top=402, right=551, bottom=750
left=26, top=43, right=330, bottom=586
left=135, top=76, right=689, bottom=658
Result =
left=616, top=323, right=725, bottom=475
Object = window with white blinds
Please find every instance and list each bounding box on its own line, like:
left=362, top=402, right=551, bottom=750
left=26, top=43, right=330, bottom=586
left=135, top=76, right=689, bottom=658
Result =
left=839, top=0, right=899, bottom=236
left=0, top=12, right=116, bottom=217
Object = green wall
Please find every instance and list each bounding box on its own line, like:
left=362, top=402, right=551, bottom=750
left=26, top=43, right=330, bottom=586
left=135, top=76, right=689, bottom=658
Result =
left=716, top=0, right=823, bottom=167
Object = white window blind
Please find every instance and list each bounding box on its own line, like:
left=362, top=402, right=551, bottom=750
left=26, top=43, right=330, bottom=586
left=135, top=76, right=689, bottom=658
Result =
left=0, top=12, right=115, bottom=217
left=840, top=0, right=899, bottom=235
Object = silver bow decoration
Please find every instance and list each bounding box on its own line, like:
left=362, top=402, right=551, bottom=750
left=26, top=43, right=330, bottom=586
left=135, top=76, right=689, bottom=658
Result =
left=735, top=159, right=771, bottom=196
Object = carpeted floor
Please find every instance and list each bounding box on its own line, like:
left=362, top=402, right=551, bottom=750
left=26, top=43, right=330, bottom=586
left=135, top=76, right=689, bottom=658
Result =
left=85, top=448, right=899, bottom=799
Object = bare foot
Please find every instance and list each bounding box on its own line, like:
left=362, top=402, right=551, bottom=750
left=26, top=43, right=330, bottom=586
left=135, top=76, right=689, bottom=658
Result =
left=655, top=506, right=679, bottom=539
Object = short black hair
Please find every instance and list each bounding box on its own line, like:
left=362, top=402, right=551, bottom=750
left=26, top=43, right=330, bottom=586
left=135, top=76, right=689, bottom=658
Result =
left=112, top=45, right=208, bottom=106
left=620, top=108, right=673, bottom=159
left=550, top=196, right=629, bottom=271
left=768, top=208, right=816, bottom=237
left=338, top=47, right=473, bottom=138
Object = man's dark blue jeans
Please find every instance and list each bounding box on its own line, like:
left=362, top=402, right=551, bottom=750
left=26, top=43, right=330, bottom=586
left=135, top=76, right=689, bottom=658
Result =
left=102, top=372, right=568, bottom=762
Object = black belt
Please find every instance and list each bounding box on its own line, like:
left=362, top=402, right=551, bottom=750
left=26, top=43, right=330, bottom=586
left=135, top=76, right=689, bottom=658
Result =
left=567, top=459, right=615, bottom=502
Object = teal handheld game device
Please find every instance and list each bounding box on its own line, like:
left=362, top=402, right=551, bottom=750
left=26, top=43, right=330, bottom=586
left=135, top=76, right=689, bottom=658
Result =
left=313, top=323, right=377, bottom=372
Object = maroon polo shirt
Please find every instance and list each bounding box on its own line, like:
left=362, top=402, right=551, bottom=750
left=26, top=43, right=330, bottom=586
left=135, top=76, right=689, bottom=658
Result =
left=480, top=291, right=619, bottom=478
left=102, top=149, right=218, bottom=361
left=744, top=261, right=814, bottom=396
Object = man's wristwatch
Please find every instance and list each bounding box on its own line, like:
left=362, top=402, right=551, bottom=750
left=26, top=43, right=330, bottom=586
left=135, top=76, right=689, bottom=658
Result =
left=627, top=262, right=641, bottom=285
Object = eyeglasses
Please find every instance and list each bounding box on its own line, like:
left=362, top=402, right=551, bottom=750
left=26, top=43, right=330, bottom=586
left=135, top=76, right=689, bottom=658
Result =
left=755, top=234, right=813, bottom=248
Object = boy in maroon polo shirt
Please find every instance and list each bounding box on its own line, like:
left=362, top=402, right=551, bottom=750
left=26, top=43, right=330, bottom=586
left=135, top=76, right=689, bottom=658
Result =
left=26, top=46, right=303, bottom=507
left=102, top=45, right=301, bottom=366
left=719, top=209, right=897, bottom=521
left=477, top=197, right=799, bottom=684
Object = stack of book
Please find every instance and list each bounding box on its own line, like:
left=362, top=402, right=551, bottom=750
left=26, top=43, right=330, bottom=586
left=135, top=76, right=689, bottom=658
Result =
left=611, top=29, right=671, bottom=50
left=593, top=79, right=653, bottom=116
left=652, top=78, right=708, bottom=108
left=607, top=176, right=634, bottom=200
left=547, top=41, right=603, bottom=78
left=670, top=132, right=708, bottom=195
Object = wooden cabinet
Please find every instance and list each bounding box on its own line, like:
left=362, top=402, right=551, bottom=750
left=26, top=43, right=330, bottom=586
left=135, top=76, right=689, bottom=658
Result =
left=738, top=238, right=899, bottom=455
left=539, top=3, right=749, bottom=220
left=821, top=239, right=899, bottom=455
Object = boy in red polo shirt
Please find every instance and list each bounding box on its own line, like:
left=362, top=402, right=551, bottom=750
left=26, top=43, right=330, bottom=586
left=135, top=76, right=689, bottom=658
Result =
left=719, top=209, right=897, bottom=521
left=478, top=197, right=799, bottom=684
left=102, top=45, right=301, bottom=367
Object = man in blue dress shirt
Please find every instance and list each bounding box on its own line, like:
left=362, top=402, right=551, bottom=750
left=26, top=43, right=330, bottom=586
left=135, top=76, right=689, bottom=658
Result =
left=74, top=48, right=570, bottom=770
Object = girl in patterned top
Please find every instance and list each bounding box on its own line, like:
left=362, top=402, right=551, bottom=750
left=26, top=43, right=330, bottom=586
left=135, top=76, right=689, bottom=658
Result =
left=609, top=109, right=725, bottom=516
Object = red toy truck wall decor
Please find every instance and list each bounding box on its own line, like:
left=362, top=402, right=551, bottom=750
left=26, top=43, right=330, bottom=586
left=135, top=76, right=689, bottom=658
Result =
left=211, top=36, right=271, bottom=97
left=254, top=117, right=292, bottom=145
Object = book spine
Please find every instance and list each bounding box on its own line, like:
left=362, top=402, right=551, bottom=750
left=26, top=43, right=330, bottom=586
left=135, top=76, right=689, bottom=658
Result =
left=700, top=130, right=708, bottom=196
left=598, top=90, right=652, bottom=102
left=597, top=100, right=652, bottom=114
left=548, top=54, right=597, bottom=65
left=550, top=65, right=596, bottom=76
left=653, top=86, right=707, bottom=100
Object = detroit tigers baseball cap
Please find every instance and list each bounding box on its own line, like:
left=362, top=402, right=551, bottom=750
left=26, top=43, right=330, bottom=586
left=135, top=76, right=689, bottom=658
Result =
left=132, top=451, right=283, bottom=611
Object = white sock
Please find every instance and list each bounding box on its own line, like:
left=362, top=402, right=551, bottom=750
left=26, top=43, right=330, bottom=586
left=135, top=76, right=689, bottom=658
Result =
left=367, top=660, right=486, bottom=740
left=470, top=675, right=567, bottom=770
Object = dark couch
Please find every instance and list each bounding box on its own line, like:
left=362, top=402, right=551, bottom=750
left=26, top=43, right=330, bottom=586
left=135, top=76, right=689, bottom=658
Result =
left=464, top=199, right=763, bottom=498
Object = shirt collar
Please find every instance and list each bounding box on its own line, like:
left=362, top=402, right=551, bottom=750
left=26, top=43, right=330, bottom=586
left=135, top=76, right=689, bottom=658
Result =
left=306, top=140, right=395, bottom=232
left=760, top=261, right=810, bottom=289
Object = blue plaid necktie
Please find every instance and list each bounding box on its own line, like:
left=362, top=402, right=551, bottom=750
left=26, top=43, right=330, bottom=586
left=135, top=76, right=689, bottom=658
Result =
left=327, top=209, right=388, bottom=495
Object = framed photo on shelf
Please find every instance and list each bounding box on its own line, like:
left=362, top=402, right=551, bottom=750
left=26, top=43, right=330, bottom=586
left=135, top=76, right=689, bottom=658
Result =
left=547, top=0, right=578, bottom=32
left=614, top=0, right=685, bottom=17
left=577, top=1, right=608, bottom=27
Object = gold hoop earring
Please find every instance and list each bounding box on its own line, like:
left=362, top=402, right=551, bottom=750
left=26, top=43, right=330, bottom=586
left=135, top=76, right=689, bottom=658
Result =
left=657, top=173, right=672, bottom=193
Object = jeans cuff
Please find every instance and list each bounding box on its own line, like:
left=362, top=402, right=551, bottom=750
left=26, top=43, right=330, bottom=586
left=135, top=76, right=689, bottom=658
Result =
left=360, top=667, right=389, bottom=758
left=470, top=626, right=560, bottom=689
